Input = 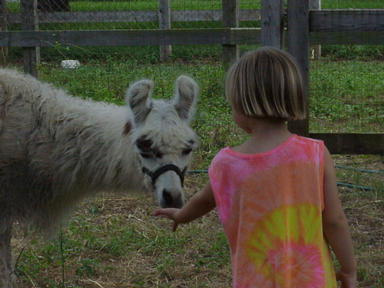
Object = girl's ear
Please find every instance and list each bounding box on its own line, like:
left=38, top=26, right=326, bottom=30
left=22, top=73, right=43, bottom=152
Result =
left=173, top=75, right=198, bottom=122
left=125, top=79, right=154, bottom=125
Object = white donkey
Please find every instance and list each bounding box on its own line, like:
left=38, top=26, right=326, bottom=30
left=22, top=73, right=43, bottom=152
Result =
left=0, top=69, right=198, bottom=287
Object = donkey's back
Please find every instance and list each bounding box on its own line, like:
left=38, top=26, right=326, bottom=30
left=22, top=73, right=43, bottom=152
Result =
left=0, top=69, right=126, bottom=228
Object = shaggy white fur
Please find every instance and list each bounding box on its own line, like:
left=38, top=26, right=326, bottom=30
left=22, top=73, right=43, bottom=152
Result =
left=0, top=69, right=198, bottom=287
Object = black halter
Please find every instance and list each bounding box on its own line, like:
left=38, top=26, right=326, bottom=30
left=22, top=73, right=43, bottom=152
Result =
left=142, top=164, right=187, bottom=187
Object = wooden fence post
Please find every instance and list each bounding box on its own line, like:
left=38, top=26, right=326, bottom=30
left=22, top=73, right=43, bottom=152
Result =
left=21, top=0, right=38, bottom=77
left=222, top=0, right=239, bottom=70
left=287, top=0, right=309, bottom=136
left=261, top=0, right=283, bottom=48
left=310, top=0, right=321, bottom=59
left=159, top=0, right=171, bottom=62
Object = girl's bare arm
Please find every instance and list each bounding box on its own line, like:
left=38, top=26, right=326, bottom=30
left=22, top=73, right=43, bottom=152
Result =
left=322, top=147, right=357, bottom=285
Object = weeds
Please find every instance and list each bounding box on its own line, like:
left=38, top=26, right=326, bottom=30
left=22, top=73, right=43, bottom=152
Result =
left=11, top=58, right=384, bottom=286
left=13, top=165, right=383, bottom=287
left=5, top=1, right=384, bottom=286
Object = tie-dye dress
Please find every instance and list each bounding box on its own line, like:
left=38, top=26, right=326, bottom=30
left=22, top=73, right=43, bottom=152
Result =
left=208, top=135, right=337, bottom=288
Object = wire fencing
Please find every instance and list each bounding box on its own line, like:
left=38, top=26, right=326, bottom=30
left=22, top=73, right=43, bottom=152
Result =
left=5, top=0, right=383, bottom=63
left=4, top=0, right=261, bottom=63
left=1, top=0, right=383, bottom=138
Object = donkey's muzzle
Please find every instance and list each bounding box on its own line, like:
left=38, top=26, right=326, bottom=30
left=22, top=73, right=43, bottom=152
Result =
left=162, top=189, right=184, bottom=208
left=142, top=164, right=186, bottom=208
left=142, top=164, right=187, bottom=187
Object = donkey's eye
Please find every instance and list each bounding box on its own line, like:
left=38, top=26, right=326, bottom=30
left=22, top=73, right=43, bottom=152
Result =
left=140, top=150, right=162, bottom=159
left=136, top=136, right=163, bottom=159
left=154, top=150, right=163, bottom=159
left=136, top=137, right=153, bottom=152
left=140, top=152, right=153, bottom=159
left=182, top=148, right=192, bottom=156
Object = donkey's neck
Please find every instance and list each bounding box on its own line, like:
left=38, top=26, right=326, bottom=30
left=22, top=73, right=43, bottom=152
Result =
left=45, top=96, right=144, bottom=193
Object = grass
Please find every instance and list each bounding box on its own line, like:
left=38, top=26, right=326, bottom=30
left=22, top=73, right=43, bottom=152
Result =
left=4, top=55, right=379, bottom=168
left=12, top=163, right=384, bottom=287
left=310, top=59, right=384, bottom=132
left=23, top=56, right=383, bottom=159
left=321, top=0, right=384, bottom=9
left=6, top=1, right=254, bottom=13
left=33, top=56, right=384, bottom=137
left=3, top=1, right=384, bottom=287
left=5, top=54, right=383, bottom=287
left=6, top=0, right=384, bottom=12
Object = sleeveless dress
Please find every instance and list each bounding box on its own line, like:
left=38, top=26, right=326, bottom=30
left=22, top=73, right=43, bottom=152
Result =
left=208, top=135, right=337, bottom=288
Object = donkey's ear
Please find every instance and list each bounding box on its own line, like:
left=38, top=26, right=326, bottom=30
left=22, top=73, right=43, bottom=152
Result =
left=173, top=75, right=198, bottom=122
left=125, top=79, right=154, bottom=124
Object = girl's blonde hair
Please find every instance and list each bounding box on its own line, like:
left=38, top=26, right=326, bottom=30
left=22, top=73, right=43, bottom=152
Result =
left=225, top=47, right=306, bottom=120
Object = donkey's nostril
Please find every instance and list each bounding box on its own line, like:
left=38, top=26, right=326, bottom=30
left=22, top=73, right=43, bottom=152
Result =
left=162, top=189, right=183, bottom=208
left=163, top=189, right=173, bottom=207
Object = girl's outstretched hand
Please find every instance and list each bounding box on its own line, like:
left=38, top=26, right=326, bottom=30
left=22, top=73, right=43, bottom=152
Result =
left=153, top=208, right=180, bottom=232
left=153, top=182, right=216, bottom=232
left=336, top=270, right=357, bottom=288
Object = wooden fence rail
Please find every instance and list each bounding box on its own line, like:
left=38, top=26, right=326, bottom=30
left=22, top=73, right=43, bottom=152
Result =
left=309, top=134, right=384, bottom=155
left=1, top=26, right=383, bottom=49
left=5, top=9, right=383, bottom=29
left=1, top=10, right=383, bottom=46
left=0, top=28, right=261, bottom=47
left=0, top=2, right=383, bottom=154
left=311, top=9, right=384, bottom=31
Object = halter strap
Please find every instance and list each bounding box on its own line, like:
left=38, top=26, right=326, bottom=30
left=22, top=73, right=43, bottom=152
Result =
left=142, top=164, right=187, bottom=186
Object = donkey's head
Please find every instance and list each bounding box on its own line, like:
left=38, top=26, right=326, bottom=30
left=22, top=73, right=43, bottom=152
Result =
left=125, top=75, right=198, bottom=208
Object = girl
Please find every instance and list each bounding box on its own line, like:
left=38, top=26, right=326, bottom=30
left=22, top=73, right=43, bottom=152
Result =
left=153, top=47, right=356, bottom=288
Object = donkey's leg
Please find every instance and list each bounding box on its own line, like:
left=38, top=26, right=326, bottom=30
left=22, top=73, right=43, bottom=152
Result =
left=0, top=220, right=14, bottom=288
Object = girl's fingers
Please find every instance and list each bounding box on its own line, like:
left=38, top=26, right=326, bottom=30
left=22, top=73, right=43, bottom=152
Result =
left=152, top=209, right=165, bottom=217
left=153, top=208, right=179, bottom=218
left=153, top=209, right=172, bottom=218
left=153, top=208, right=179, bottom=222
left=153, top=208, right=179, bottom=231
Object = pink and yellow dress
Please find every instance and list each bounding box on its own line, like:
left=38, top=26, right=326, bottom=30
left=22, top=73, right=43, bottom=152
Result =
left=208, top=134, right=337, bottom=288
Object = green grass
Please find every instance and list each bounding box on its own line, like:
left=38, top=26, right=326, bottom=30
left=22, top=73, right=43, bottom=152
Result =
left=13, top=163, right=384, bottom=287
left=31, top=57, right=383, bottom=144
left=4, top=57, right=382, bottom=287
left=4, top=1, right=384, bottom=287
left=6, top=0, right=259, bottom=13
left=7, top=57, right=374, bottom=169
left=6, top=0, right=384, bottom=13
left=69, top=0, right=384, bottom=10
left=310, top=59, right=384, bottom=132
left=322, top=0, right=384, bottom=9
left=14, top=192, right=232, bottom=287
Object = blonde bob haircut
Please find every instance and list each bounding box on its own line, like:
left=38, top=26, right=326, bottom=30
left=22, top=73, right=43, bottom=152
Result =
left=225, top=47, right=306, bottom=120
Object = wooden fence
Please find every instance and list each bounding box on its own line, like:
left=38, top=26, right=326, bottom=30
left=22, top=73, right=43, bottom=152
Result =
left=4, top=10, right=262, bottom=24
left=0, top=0, right=383, bottom=154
